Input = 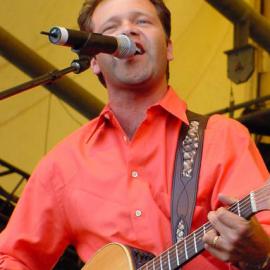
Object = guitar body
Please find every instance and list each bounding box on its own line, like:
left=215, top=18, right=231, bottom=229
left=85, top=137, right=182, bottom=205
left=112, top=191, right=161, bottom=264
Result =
left=82, top=243, right=135, bottom=270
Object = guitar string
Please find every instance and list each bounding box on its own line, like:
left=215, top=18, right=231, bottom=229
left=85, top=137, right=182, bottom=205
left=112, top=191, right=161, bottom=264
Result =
left=169, top=184, right=270, bottom=269
left=138, top=195, right=251, bottom=270
left=140, top=190, right=262, bottom=269
left=165, top=186, right=270, bottom=269
left=139, top=196, right=252, bottom=270
left=139, top=185, right=270, bottom=270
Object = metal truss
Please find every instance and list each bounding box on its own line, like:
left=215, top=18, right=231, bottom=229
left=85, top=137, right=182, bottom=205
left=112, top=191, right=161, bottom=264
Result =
left=0, top=159, right=29, bottom=230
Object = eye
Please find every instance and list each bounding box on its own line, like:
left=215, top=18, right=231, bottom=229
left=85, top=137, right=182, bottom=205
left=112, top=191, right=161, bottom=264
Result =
left=136, top=18, right=150, bottom=25
left=102, top=25, right=117, bottom=34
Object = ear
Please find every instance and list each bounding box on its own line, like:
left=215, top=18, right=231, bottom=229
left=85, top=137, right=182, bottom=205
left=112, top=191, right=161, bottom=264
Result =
left=166, top=39, right=174, bottom=61
left=90, top=56, right=101, bottom=75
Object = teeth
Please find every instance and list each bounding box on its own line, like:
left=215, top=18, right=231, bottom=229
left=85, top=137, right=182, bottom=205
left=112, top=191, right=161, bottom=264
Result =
left=136, top=47, right=142, bottom=54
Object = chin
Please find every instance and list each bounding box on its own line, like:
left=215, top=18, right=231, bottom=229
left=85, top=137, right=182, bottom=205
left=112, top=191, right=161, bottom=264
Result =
left=118, top=68, right=153, bottom=83
left=120, top=76, right=151, bottom=86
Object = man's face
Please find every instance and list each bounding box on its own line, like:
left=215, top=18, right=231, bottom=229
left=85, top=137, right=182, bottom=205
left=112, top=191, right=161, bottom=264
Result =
left=90, top=0, right=173, bottom=89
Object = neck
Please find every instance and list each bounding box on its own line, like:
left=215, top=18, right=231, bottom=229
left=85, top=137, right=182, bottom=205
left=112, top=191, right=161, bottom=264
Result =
left=107, top=80, right=169, bottom=139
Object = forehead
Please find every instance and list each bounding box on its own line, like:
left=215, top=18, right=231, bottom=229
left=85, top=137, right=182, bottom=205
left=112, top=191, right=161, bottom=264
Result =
left=91, top=0, right=159, bottom=29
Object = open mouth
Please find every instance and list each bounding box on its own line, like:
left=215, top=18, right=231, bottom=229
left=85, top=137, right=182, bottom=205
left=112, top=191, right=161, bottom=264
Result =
left=135, top=43, right=145, bottom=55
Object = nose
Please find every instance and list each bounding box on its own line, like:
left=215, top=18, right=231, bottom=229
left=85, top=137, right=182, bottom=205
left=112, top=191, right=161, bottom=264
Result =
left=120, top=21, right=139, bottom=37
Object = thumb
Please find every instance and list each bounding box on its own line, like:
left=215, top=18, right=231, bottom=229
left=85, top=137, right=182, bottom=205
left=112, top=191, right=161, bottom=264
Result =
left=218, top=194, right=238, bottom=206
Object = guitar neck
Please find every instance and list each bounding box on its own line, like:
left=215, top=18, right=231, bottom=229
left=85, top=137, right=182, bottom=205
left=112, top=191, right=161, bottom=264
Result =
left=139, top=193, right=255, bottom=270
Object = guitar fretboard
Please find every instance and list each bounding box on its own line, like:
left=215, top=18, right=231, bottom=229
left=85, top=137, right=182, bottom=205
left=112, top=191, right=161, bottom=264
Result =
left=138, top=193, right=254, bottom=270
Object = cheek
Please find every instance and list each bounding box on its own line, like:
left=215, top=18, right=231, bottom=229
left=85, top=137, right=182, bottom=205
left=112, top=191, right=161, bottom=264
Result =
left=156, top=42, right=170, bottom=62
left=153, top=35, right=170, bottom=57
left=90, top=57, right=101, bottom=75
left=92, top=55, right=113, bottom=74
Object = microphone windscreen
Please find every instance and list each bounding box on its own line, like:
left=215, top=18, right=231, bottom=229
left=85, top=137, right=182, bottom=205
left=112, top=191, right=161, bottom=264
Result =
left=115, top=35, right=136, bottom=58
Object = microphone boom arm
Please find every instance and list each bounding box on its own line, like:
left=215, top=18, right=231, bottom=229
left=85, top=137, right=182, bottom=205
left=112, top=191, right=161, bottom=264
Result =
left=0, top=57, right=90, bottom=101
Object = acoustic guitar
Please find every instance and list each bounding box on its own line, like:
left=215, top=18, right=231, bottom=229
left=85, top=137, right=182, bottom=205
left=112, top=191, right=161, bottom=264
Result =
left=82, top=180, right=270, bottom=270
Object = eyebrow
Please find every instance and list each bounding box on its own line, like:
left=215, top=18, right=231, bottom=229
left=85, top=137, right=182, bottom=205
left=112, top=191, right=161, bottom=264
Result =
left=96, top=11, right=157, bottom=31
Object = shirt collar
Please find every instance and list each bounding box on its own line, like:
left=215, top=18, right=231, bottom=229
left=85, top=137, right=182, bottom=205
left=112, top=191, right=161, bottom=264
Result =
left=155, top=86, right=189, bottom=125
left=84, top=105, right=111, bottom=143
left=85, top=86, right=189, bottom=143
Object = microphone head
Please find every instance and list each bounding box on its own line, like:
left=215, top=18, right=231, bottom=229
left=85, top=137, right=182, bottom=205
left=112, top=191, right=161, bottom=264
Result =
left=48, top=27, right=69, bottom=45
left=114, top=35, right=136, bottom=58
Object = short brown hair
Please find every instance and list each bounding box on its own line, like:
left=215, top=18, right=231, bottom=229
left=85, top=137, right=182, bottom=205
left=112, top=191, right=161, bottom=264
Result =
left=78, top=0, right=171, bottom=38
left=77, top=0, right=171, bottom=85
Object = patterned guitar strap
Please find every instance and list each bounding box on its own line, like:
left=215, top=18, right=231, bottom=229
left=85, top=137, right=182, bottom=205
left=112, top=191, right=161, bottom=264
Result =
left=130, top=110, right=209, bottom=269
left=171, top=110, right=209, bottom=269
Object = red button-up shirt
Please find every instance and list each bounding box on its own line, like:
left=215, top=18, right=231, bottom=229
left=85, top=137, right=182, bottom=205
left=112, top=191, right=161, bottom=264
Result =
left=0, top=87, right=269, bottom=270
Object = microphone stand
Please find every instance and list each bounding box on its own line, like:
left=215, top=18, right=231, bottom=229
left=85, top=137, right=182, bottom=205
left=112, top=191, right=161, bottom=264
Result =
left=0, top=56, right=90, bottom=101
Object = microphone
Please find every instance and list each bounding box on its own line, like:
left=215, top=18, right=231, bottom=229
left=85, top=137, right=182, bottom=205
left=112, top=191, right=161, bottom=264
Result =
left=41, top=26, right=136, bottom=59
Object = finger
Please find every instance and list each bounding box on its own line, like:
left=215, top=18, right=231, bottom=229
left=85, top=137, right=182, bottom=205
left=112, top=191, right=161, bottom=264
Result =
left=207, top=209, right=253, bottom=253
left=203, top=231, right=240, bottom=263
left=203, top=229, right=220, bottom=248
left=204, top=241, right=231, bottom=262
left=208, top=208, right=248, bottom=232
left=203, top=231, right=228, bottom=261
left=218, top=194, right=238, bottom=206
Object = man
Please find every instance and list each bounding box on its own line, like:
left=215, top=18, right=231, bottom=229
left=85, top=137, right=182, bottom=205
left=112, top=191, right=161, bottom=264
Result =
left=0, top=0, right=269, bottom=269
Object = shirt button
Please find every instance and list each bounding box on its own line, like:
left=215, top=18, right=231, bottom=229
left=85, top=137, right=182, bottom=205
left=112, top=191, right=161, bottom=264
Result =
left=135, top=210, right=142, bottom=217
left=131, top=171, right=139, bottom=178
left=123, top=136, right=128, bottom=142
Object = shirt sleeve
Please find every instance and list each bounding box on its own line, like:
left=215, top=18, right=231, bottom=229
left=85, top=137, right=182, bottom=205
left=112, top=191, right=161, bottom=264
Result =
left=201, top=114, right=270, bottom=229
left=0, top=157, right=71, bottom=270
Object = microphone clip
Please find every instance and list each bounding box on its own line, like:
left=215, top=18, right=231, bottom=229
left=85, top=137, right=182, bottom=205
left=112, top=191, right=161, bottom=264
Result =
left=71, top=55, right=91, bottom=74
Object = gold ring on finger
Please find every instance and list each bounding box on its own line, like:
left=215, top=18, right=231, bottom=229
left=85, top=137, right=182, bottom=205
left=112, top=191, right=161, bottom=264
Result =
left=212, top=235, right=219, bottom=247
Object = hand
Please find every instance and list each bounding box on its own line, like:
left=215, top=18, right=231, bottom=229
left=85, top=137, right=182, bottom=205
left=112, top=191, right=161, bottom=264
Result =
left=203, top=194, right=270, bottom=268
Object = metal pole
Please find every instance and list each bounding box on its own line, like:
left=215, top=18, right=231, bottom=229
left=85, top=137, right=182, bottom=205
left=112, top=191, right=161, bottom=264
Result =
left=207, top=94, right=270, bottom=115
left=205, top=0, right=270, bottom=53
left=0, top=26, right=104, bottom=119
